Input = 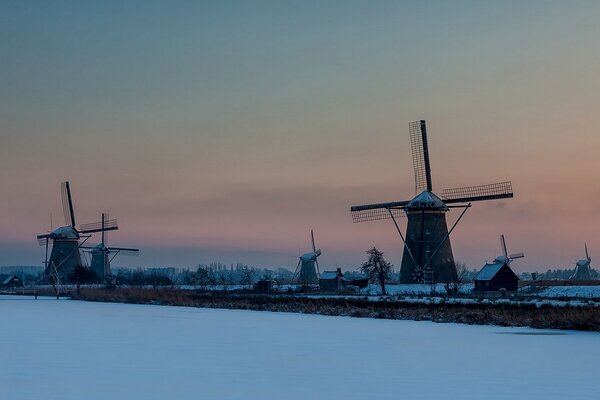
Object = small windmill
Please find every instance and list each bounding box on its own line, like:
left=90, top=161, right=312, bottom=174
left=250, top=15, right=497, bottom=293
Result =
left=36, top=181, right=118, bottom=285
left=292, top=230, right=321, bottom=286
left=351, top=120, right=514, bottom=284
left=494, top=234, right=524, bottom=265
left=81, top=213, right=139, bottom=281
left=570, top=243, right=592, bottom=281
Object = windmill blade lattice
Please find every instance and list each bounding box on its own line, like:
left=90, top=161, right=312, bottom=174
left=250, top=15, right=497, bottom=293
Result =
left=441, top=182, right=513, bottom=204
left=409, top=120, right=433, bottom=193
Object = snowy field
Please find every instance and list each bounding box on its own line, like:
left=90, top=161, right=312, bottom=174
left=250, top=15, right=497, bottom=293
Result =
left=1, top=296, right=598, bottom=400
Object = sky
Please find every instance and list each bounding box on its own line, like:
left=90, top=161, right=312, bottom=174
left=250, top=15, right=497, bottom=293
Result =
left=1, top=1, right=600, bottom=272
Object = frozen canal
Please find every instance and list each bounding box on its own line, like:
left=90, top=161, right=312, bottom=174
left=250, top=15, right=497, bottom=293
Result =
left=0, top=296, right=598, bottom=400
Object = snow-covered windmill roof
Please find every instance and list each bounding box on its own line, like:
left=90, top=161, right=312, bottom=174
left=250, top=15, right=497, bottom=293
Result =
left=51, top=226, right=78, bottom=239
left=406, top=191, right=448, bottom=210
left=300, top=252, right=317, bottom=262
left=576, top=259, right=590, bottom=268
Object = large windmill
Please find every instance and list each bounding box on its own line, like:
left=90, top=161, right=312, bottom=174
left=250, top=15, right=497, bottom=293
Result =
left=351, top=120, right=514, bottom=284
left=570, top=243, right=592, bottom=281
left=292, top=230, right=321, bottom=286
left=82, top=213, right=139, bottom=281
left=36, top=182, right=118, bottom=284
left=494, top=234, right=524, bottom=265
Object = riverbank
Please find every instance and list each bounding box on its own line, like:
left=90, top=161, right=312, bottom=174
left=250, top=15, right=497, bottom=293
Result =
left=72, top=287, right=600, bottom=331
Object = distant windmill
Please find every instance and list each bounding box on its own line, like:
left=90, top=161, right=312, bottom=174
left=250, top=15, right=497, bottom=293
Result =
left=292, top=230, right=321, bottom=286
left=36, top=182, right=118, bottom=285
left=494, top=234, right=524, bottom=265
left=570, top=243, right=592, bottom=281
left=81, top=213, right=139, bottom=281
left=351, top=120, right=514, bottom=284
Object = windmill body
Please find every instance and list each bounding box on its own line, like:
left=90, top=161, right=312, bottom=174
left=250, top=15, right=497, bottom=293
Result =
left=401, top=191, right=457, bottom=283
left=298, top=251, right=320, bottom=285
left=570, top=243, right=592, bottom=281
left=351, top=120, right=514, bottom=284
left=293, top=230, right=322, bottom=286
left=90, top=244, right=110, bottom=278
left=45, top=226, right=83, bottom=281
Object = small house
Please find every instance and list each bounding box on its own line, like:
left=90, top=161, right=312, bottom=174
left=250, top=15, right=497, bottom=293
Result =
left=473, top=261, right=519, bottom=292
left=319, top=268, right=347, bottom=292
left=1, top=274, right=23, bottom=289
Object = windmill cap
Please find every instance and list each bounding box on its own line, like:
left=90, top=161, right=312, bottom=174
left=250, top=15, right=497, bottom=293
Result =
left=301, top=251, right=320, bottom=261
left=576, top=259, right=590, bottom=267
left=407, top=191, right=448, bottom=210
left=51, top=226, right=78, bottom=239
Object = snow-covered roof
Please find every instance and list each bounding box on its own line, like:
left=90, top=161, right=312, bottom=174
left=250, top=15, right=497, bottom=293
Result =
left=406, top=191, right=448, bottom=210
left=51, top=226, right=78, bottom=239
left=320, top=270, right=343, bottom=280
left=473, top=262, right=505, bottom=281
left=2, top=274, right=17, bottom=285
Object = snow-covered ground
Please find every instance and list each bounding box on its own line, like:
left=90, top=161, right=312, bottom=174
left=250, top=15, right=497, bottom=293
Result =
left=1, top=296, right=598, bottom=400
left=536, top=285, right=600, bottom=298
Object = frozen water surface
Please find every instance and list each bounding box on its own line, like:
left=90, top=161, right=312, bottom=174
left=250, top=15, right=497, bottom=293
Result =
left=1, top=296, right=598, bottom=400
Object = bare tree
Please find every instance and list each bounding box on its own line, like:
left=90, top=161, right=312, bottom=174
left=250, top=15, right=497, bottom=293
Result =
left=360, top=247, right=393, bottom=295
left=240, top=266, right=257, bottom=290
left=456, top=261, right=469, bottom=283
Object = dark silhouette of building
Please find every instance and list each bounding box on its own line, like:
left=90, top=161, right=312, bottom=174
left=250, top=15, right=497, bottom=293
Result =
left=473, top=261, right=519, bottom=292
left=319, top=268, right=347, bottom=291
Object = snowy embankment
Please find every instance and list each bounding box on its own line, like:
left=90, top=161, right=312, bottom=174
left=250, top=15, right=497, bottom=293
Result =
left=359, top=283, right=600, bottom=299
left=0, top=296, right=598, bottom=400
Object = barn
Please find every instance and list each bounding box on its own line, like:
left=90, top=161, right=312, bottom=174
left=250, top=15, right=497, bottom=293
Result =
left=473, top=261, right=519, bottom=292
left=319, top=268, right=347, bottom=292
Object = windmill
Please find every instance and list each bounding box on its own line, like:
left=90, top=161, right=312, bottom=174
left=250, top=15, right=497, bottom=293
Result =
left=292, top=230, right=321, bottom=286
left=36, top=181, right=118, bottom=285
left=494, top=234, right=524, bottom=265
left=570, top=243, right=592, bottom=281
left=351, top=120, right=514, bottom=284
left=81, top=213, right=139, bottom=281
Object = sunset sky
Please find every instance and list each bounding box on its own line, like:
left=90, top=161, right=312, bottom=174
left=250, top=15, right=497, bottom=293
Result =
left=1, top=1, right=599, bottom=272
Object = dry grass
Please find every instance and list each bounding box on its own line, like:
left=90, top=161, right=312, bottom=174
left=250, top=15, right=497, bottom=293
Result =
left=73, top=287, right=600, bottom=331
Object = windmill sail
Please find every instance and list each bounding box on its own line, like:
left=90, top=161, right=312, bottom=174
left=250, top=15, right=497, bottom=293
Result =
left=61, top=181, right=76, bottom=228
left=441, top=182, right=513, bottom=204
left=409, top=120, right=433, bottom=193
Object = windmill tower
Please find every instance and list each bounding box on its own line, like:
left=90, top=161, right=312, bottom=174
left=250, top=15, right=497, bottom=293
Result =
left=82, top=213, right=139, bottom=280
left=351, top=120, right=514, bottom=284
left=292, top=230, right=321, bottom=286
left=36, top=181, right=118, bottom=284
left=494, top=234, right=524, bottom=265
left=570, top=243, right=592, bottom=281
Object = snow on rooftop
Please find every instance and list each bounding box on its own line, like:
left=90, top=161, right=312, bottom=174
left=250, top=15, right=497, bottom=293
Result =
left=473, top=262, right=506, bottom=281
left=51, top=226, right=78, bottom=239
left=406, top=190, right=448, bottom=210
